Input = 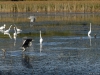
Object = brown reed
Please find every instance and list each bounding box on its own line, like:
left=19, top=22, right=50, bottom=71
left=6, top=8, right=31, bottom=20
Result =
left=0, top=1, right=99, bottom=13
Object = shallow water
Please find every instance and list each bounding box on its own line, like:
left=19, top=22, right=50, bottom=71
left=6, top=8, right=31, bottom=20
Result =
left=0, top=13, right=100, bottom=75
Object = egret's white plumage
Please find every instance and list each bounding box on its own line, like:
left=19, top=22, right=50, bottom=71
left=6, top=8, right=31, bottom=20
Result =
left=40, top=31, right=43, bottom=44
left=0, top=24, right=6, bottom=30
left=13, top=27, right=17, bottom=38
left=4, top=25, right=12, bottom=33
left=88, top=23, right=91, bottom=36
left=16, top=26, right=22, bottom=32
left=28, top=16, right=36, bottom=22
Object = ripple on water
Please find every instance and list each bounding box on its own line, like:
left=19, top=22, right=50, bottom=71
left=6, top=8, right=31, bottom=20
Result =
left=43, top=42, right=67, bottom=46
left=25, top=51, right=47, bottom=57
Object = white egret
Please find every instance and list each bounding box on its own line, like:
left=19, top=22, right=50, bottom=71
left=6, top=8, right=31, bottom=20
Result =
left=4, top=25, right=12, bottom=33
left=0, top=24, right=6, bottom=30
left=40, top=31, right=43, bottom=44
left=16, top=26, right=22, bottom=32
left=28, top=16, right=36, bottom=22
left=14, top=24, right=22, bottom=32
left=88, top=23, right=91, bottom=36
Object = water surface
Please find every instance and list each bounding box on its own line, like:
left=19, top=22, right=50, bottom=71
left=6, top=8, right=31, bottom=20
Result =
left=0, top=13, right=100, bottom=75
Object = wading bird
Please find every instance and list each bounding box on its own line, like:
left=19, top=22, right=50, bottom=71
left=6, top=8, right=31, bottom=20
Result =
left=16, top=26, right=22, bottom=32
left=0, top=24, right=6, bottom=30
left=40, top=31, right=43, bottom=44
left=88, top=23, right=91, bottom=36
left=22, top=38, right=33, bottom=51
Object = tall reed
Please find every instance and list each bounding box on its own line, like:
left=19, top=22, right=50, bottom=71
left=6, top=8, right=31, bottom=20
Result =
left=0, top=1, right=100, bottom=13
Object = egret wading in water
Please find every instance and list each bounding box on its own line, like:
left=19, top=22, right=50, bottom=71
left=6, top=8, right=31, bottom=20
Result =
left=40, top=31, right=43, bottom=44
left=15, top=26, right=22, bottom=32
left=88, top=23, right=91, bottom=36
left=88, top=34, right=91, bottom=46
left=88, top=23, right=92, bottom=46
left=0, top=24, right=6, bottom=30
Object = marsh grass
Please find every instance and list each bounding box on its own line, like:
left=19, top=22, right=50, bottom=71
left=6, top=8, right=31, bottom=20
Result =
left=0, top=1, right=100, bottom=13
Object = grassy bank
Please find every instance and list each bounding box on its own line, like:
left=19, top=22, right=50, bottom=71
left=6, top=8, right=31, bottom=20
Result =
left=0, top=1, right=100, bottom=13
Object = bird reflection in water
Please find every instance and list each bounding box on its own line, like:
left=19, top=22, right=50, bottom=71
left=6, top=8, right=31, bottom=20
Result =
left=4, top=25, right=12, bottom=39
left=40, top=43, right=42, bottom=54
left=13, top=27, right=17, bottom=46
left=39, top=31, right=43, bottom=55
left=22, top=54, right=33, bottom=69
left=1, top=49, right=6, bottom=59
left=4, top=32, right=12, bottom=39
left=88, top=34, right=91, bottom=46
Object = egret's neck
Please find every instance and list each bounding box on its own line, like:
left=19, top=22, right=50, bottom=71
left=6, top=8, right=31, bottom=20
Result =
left=9, top=25, right=12, bottom=30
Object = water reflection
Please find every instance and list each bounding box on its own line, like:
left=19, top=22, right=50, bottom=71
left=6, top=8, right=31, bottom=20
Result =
left=22, top=54, right=33, bottom=69
left=40, top=43, right=42, bottom=54
left=4, top=32, right=12, bottom=39
left=0, top=29, right=4, bottom=33
left=88, top=35, right=91, bottom=46
left=1, top=49, right=6, bottom=59
left=0, top=13, right=100, bottom=74
left=13, top=27, right=17, bottom=46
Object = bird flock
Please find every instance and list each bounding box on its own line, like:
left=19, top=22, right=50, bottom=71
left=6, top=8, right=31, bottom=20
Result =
left=0, top=24, right=22, bottom=40
left=0, top=24, right=43, bottom=52
left=0, top=15, right=93, bottom=53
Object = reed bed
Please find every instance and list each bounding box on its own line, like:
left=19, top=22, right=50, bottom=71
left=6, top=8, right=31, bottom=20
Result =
left=0, top=1, right=100, bottom=13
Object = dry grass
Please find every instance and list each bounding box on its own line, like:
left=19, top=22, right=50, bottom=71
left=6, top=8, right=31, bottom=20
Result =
left=0, top=1, right=100, bottom=13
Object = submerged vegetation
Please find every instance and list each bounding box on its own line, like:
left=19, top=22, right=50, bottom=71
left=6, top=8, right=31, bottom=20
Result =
left=0, top=1, right=100, bottom=13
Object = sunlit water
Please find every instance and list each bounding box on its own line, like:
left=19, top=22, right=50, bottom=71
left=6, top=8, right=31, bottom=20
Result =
left=0, top=13, right=100, bottom=75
